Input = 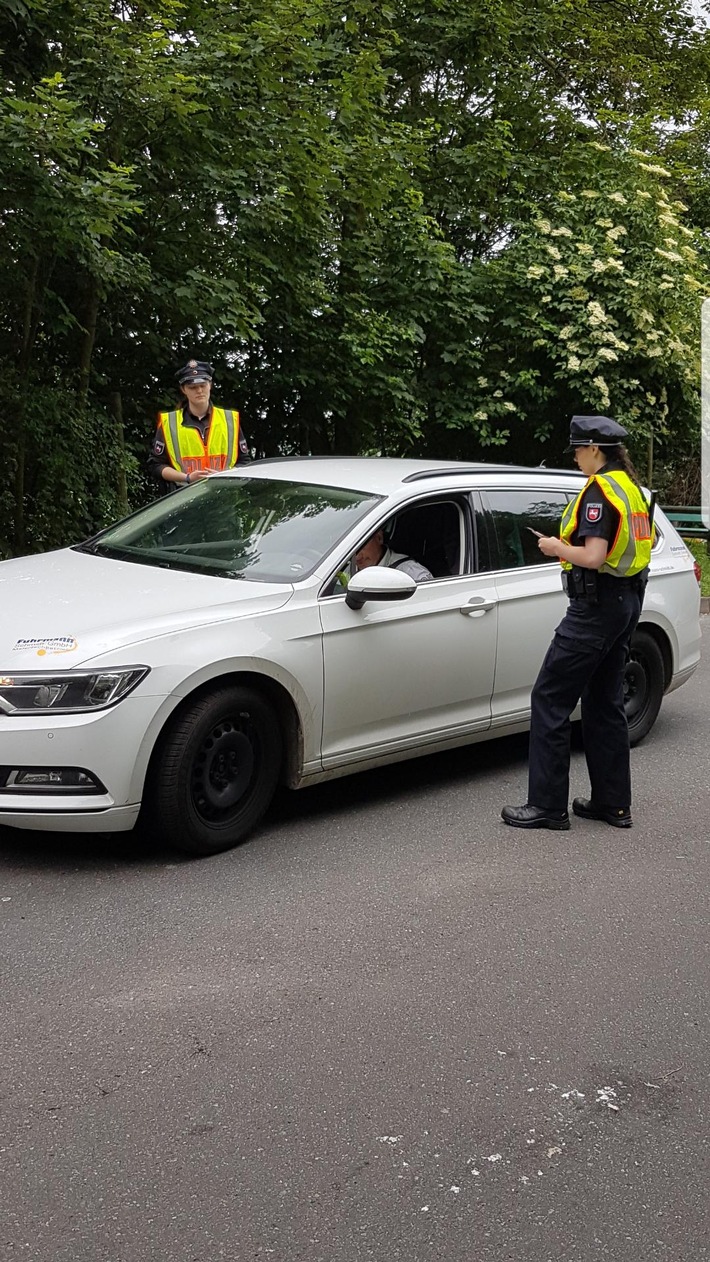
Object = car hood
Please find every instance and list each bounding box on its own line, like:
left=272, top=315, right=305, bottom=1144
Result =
left=0, top=548, right=293, bottom=667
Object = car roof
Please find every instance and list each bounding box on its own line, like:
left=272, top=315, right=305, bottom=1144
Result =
left=227, top=456, right=584, bottom=495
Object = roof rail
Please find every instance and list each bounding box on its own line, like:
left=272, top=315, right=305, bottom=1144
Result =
left=402, top=464, right=580, bottom=483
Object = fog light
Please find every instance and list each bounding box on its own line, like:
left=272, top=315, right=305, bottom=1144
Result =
left=0, top=767, right=106, bottom=794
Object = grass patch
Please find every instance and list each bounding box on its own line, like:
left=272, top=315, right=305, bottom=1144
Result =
left=682, top=537, right=710, bottom=597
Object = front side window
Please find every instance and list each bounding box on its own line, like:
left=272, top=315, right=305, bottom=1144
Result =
left=485, top=490, right=570, bottom=570
left=76, top=478, right=382, bottom=583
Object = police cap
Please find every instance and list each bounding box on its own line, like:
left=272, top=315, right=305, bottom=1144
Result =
left=565, top=414, right=629, bottom=453
left=176, top=358, right=214, bottom=386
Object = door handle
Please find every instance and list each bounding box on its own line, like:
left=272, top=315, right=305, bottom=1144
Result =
left=460, top=597, right=497, bottom=617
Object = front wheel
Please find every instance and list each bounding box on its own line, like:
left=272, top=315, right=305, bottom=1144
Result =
left=148, top=685, right=282, bottom=857
left=625, top=629, right=665, bottom=746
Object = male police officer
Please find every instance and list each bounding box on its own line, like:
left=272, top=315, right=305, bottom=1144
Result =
left=147, top=359, right=251, bottom=491
left=501, top=415, right=653, bottom=831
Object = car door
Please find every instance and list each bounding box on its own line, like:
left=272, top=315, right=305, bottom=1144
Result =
left=478, top=486, right=571, bottom=726
left=318, top=496, right=498, bottom=767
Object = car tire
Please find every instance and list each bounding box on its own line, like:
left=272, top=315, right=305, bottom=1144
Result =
left=149, top=685, right=282, bottom=857
left=625, top=629, right=665, bottom=746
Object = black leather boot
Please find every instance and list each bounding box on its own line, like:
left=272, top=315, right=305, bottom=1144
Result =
left=501, top=804, right=570, bottom=830
left=572, top=798, right=632, bottom=828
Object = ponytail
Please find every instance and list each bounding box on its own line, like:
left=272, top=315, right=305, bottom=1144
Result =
left=603, top=443, right=642, bottom=486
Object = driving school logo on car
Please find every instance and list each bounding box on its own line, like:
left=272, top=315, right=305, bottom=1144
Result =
left=13, top=636, right=78, bottom=657
left=585, top=503, right=602, bottom=523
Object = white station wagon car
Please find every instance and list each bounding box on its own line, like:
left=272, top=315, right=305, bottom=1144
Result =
left=0, top=458, right=701, bottom=856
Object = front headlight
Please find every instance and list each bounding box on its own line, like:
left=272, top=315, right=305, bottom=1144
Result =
left=0, top=667, right=150, bottom=715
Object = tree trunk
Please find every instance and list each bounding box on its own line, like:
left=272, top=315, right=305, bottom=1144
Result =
left=109, top=390, right=129, bottom=515
left=76, top=275, right=101, bottom=407
left=12, top=255, right=41, bottom=555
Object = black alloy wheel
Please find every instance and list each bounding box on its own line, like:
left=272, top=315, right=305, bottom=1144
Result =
left=625, top=629, right=665, bottom=746
left=148, top=684, right=282, bottom=856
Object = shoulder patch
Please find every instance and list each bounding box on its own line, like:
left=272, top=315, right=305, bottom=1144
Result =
left=585, top=502, right=602, bottom=523
left=152, top=439, right=165, bottom=455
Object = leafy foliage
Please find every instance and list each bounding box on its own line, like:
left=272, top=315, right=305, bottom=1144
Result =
left=1, top=0, right=709, bottom=556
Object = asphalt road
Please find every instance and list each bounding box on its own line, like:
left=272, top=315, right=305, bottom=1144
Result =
left=1, top=628, right=709, bottom=1262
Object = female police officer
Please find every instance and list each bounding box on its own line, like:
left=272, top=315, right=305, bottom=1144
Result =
left=502, top=415, right=653, bottom=831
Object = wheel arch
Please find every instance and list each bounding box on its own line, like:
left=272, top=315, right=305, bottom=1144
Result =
left=635, top=618, right=673, bottom=691
left=132, top=669, right=309, bottom=806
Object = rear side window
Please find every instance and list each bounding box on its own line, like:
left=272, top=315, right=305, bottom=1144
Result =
left=485, top=489, right=569, bottom=570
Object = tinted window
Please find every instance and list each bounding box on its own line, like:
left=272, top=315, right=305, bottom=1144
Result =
left=486, top=490, right=569, bottom=569
left=77, top=478, right=382, bottom=583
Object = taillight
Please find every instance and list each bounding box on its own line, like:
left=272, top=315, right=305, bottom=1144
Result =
left=693, top=560, right=702, bottom=585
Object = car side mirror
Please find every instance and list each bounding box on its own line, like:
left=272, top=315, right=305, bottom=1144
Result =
left=345, top=566, right=417, bottom=610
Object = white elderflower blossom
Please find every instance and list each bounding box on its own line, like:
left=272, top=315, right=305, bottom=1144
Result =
left=672, top=200, right=689, bottom=212
left=557, top=191, right=577, bottom=202
left=567, top=355, right=581, bottom=371
left=655, top=248, right=683, bottom=262
left=596, top=218, right=614, bottom=228
left=658, top=281, right=673, bottom=291
left=581, top=190, right=600, bottom=198
left=604, top=258, right=624, bottom=272
left=546, top=245, right=562, bottom=260
left=535, top=219, right=552, bottom=234
left=677, top=224, right=694, bottom=238
left=502, top=401, right=516, bottom=411
left=639, top=162, right=671, bottom=177
left=646, top=345, right=663, bottom=357
left=526, top=265, right=545, bottom=279
left=553, top=265, right=569, bottom=278
left=606, top=226, right=627, bottom=240
left=551, top=226, right=573, bottom=237
left=474, top=410, right=488, bottom=421
left=636, top=189, right=652, bottom=199
left=576, top=243, right=594, bottom=255
left=664, top=237, right=679, bottom=248
left=592, top=258, right=607, bottom=272
left=590, top=141, right=611, bottom=151
left=477, top=376, right=488, bottom=387
left=541, top=294, right=552, bottom=303
left=587, top=301, right=607, bottom=325
left=624, top=277, right=640, bottom=287
left=609, top=192, right=627, bottom=204
left=559, top=326, right=574, bottom=340
left=493, top=390, right=503, bottom=397
left=593, top=374, right=610, bottom=395
left=659, top=214, right=679, bottom=228
left=597, top=347, right=619, bottom=361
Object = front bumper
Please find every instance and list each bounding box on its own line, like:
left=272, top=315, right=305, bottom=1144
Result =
left=0, top=693, right=170, bottom=833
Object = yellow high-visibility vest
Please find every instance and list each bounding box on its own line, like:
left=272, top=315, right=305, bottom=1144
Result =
left=559, top=470, right=653, bottom=576
left=158, top=407, right=240, bottom=474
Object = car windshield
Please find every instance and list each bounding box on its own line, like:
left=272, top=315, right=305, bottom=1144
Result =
left=76, top=477, right=382, bottom=582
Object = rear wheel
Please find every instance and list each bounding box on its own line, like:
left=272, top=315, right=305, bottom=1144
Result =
left=625, top=629, right=665, bottom=746
left=149, top=685, right=282, bottom=856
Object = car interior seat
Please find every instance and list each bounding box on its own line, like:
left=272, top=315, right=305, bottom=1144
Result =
left=386, top=502, right=461, bottom=577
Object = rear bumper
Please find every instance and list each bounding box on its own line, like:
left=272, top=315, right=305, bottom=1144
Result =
left=666, top=660, right=700, bottom=696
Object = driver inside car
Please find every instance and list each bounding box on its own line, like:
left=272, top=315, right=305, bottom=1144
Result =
left=354, top=527, right=434, bottom=582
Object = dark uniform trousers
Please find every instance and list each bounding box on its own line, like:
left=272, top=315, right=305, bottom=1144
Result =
left=527, top=574, right=646, bottom=813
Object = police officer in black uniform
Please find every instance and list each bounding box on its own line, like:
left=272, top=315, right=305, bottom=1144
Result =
left=147, top=359, right=251, bottom=491
left=502, top=415, right=653, bottom=831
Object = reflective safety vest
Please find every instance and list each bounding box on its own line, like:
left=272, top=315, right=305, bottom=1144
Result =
left=158, top=407, right=240, bottom=474
left=559, top=470, right=653, bottom=577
